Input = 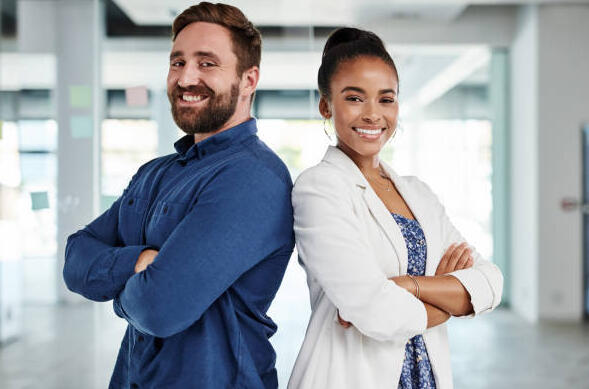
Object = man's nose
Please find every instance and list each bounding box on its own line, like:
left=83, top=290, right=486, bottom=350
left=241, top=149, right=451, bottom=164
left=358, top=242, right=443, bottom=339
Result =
left=178, top=64, right=202, bottom=88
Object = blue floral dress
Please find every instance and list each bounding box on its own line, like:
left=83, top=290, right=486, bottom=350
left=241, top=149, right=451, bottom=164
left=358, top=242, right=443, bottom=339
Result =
left=392, top=213, right=437, bottom=389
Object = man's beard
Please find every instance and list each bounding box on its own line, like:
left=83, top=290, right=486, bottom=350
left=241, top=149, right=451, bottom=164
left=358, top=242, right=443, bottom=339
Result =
left=169, top=82, right=239, bottom=135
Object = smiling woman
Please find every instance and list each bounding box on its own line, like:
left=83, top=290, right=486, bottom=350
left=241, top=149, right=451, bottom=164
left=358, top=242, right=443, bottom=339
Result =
left=288, top=27, right=503, bottom=389
left=320, top=56, right=399, bottom=160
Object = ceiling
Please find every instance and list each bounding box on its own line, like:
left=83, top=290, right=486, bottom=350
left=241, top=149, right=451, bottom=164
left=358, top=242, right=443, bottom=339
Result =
left=5, top=0, right=587, bottom=114
left=113, top=0, right=589, bottom=26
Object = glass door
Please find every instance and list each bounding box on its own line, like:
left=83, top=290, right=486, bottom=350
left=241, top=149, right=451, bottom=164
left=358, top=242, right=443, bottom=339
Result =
left=583, top=125, right=589, bottom=318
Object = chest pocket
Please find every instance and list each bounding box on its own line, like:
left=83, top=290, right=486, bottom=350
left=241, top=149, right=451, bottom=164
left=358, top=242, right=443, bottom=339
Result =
left=145, top=200, right=190, bottom=248
left=118, top=195, right=149, bottom=245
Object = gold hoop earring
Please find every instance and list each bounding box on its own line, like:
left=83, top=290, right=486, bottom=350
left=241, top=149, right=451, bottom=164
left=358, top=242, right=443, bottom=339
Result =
left=323, top=118, right=333, bottom=141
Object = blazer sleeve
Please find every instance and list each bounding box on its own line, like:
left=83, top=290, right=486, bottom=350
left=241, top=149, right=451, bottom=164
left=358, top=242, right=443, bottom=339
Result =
left=293, top=167, right=427, bottom=342
left=416, top=178, right=504, bottom=316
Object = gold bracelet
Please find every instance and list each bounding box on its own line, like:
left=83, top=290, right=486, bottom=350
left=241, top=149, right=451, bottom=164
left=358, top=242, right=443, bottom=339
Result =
left=407, top=275, right=420, bottom=299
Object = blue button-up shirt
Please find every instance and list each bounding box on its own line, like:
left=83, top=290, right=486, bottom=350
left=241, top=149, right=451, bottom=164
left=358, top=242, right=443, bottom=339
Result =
left=63, top=119, right=294, bottom=388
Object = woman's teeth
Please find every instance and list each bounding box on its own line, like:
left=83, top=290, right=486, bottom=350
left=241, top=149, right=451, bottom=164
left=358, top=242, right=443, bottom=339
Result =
left=355, top=128, right=382, bottom=135
left=182, top=94, right=206, bottom=102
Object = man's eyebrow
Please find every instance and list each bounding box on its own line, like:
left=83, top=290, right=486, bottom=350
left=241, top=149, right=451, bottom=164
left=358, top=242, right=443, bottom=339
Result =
left=169, top=50, right=221, bottom=62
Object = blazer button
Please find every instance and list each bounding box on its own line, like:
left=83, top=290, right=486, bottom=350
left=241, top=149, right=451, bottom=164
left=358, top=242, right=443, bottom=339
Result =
left=128, top=199, right=134, bottom=205
left=163, top=206, right=168, bottom=214
left=130, top=383, right=139, bottom=389
left=137, top=335, right=144, bottom=342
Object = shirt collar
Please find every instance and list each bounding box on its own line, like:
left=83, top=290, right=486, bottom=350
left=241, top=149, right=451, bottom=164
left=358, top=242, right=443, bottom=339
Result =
left=174, top=118, right=258, bottom=161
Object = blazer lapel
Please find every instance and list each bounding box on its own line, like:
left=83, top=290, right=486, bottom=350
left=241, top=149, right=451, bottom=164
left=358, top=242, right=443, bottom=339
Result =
left=322, top=146, right=408, bottom=275
left=381, top=163, right=438, bottom=276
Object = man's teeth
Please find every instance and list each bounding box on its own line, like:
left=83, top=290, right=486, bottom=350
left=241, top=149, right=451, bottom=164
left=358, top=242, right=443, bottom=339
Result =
left=355, top=128, right=382, bottom=135
left=182, top=95, right=206, bottom=102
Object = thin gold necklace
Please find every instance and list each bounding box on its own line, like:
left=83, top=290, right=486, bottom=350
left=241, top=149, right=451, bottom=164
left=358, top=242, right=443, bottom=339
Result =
left=365, top=167, right=393, bottom=192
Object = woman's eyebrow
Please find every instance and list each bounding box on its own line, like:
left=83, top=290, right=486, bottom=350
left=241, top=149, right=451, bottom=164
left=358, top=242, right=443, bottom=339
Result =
left=340, top=86, right=396, bottom=95
left=380, top=88, right=397, bottom=95
left=340, top=86, right=365, bottom=94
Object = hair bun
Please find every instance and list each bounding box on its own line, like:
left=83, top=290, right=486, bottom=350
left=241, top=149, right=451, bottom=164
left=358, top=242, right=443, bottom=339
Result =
left=322, top=27, right=386, bottom=58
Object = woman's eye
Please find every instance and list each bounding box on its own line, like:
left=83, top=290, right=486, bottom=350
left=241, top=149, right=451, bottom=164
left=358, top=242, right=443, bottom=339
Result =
left=345, top=96, right=362, bottom=102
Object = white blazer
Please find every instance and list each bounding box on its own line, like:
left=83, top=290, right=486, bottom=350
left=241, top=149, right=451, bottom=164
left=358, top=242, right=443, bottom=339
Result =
left=288, top=146, right=503, bottom=389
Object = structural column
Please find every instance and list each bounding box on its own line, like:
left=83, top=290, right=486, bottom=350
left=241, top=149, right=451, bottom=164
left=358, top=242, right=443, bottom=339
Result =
left=55, top=0, right=103, bottom=302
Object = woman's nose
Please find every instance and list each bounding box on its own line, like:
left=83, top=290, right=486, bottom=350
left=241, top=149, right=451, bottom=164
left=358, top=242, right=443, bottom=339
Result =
left=361, top=103, right=382, bottom=123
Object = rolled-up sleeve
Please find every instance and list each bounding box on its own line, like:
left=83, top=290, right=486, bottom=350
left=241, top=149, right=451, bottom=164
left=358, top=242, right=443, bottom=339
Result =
left=416, top=178, right=503, bottom=316
left=293, top=168, right=427, bottom=342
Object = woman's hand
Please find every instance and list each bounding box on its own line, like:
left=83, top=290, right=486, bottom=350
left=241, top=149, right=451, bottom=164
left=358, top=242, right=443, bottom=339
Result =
left=337, top=310, right=352, bottom=328
left=435, top=242, right=473, bottom=275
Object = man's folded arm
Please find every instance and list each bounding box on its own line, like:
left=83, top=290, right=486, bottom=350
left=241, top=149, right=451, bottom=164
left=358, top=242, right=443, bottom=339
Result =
left=113, top=163, right=293, bottom=338
left=63, top=168, right=152, bottom=302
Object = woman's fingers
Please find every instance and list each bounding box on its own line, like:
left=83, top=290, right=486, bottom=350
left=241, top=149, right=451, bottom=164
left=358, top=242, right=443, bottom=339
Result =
left=454, top=246, right=472, bottom=271
left=446, top=242, right=469, bottom=272
left=435, top=243, right=456, bottom=275
left=465, top=257, right=474, bottom=269
left=338, top=311, right=351, bottom=328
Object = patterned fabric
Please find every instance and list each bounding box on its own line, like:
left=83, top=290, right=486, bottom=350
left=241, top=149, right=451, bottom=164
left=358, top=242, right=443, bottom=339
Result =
left=392, top=213, right=437, bottom=389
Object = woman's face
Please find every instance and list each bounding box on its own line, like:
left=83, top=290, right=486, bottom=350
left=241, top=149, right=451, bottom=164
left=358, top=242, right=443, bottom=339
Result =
left=321, top=56, right=398, bottom=160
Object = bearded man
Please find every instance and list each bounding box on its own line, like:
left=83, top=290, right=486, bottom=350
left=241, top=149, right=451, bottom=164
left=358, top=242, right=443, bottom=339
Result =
left=63, top=3, right=294, bottom=388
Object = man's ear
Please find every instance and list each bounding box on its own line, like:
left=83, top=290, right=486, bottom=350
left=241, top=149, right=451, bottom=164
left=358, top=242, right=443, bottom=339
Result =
left=319, top=96, right=331, bottom=119
left=240, top=66, right=259, bottom=99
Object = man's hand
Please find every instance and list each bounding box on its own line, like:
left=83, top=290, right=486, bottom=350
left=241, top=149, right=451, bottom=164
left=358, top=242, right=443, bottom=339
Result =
left=135, top=249, right=159, bottom=273
left=435, top=242, right=473, bottom=275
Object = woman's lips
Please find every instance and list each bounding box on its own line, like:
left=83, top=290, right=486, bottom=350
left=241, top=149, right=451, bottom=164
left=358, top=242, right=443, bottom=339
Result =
left=352, top=127, right=385, bottom=140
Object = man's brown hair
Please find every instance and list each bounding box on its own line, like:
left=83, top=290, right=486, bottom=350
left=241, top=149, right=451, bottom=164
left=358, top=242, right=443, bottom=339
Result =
left=172, top=2, right=262, bottom=76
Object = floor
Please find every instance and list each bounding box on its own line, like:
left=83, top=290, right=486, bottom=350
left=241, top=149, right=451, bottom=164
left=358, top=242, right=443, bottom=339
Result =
left=0, top=303, right=588, bottom=389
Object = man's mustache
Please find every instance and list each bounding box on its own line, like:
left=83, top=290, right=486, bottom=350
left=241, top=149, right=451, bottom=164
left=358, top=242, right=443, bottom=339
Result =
left=172, top=84, right=215, bottom=99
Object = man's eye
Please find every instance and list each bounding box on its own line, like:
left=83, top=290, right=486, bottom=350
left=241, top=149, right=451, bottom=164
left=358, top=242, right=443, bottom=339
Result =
left=200, top=62, right=216, bottom=68
left=381, top=98, right=396, bottom=103
left=171, top=61, right=184, bottom=67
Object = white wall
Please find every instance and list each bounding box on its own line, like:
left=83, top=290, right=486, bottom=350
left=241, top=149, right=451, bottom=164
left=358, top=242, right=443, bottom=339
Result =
left=536, top=4, right=588, bottom=320
left=510, top=5, right=539, bottom=322
left=510, top=4, right=589, bottom=322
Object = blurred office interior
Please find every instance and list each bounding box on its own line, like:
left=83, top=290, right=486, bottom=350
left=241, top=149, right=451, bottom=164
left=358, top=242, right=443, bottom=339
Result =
left=0, top=0, right=589, bottom=388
